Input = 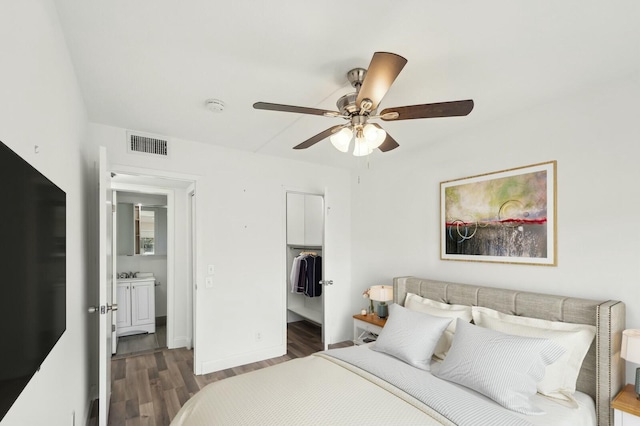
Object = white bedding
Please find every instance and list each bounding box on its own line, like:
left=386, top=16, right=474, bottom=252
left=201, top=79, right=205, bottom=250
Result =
left=171, top=353, right=453, bottom=426
left=171, top=345, right=596, bottom=426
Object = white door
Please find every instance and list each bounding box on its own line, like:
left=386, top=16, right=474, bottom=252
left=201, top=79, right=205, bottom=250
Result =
left=189, top=188, right=198, bottom=371
left=319, top=195, right=330, bottom=350
left=111, top=191, right=118, bottom=354
left=97, top=146, right=115, bottom=426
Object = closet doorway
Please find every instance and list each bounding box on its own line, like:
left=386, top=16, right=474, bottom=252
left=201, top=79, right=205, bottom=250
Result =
left=285, top=191, right=327, bottom=348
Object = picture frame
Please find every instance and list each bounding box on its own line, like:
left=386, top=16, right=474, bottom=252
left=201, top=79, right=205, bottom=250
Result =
left=440, top=161, right=557, bottom=265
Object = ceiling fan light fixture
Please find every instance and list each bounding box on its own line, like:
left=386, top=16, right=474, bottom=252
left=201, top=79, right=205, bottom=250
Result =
left=253, top=52, right=473, bottom=155
left=330, top=127, right=352, bottom=153
left=369, top=129, right=387, bottom=150
left=353, top=134, right=373, bottom=157
left=363, top=124, right=386, bottom=150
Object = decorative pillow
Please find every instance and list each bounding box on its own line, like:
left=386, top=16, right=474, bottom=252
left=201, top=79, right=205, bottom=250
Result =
left=404, top=293, right=472, bottom=360
left=372, top=303, right=452, bottom=371
left=472, top=306, right=596, bottom=402
left=434, top=319, right=565, bottom=415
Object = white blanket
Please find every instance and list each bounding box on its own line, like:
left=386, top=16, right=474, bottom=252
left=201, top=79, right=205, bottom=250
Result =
left=171, top=352, right=454, bottom=425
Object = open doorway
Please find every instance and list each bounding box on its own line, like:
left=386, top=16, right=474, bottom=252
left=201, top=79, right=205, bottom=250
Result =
left=285, top=191, right=326, bottom=350
left=110, top=173, right=196, bottom=358
left=112, top=190, right=168, bottom=357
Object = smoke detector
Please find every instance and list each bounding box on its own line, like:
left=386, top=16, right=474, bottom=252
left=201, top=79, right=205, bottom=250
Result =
left=205, top=99, right=225, bottom=113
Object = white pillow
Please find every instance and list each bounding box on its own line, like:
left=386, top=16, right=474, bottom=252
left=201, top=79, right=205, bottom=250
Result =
left=434, top=319, right=565, bottom=415
left=472, top=306, right=596, bottom=402
left=372, top=303, right=452, bottom=371
left=404, top=293, right=472, bottom=360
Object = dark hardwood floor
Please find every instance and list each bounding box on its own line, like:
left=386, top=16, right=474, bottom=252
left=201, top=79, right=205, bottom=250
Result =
left=89, top=320, right=352, bottom=426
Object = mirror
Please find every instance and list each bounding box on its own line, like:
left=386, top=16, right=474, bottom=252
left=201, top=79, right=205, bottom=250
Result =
left=117, top=202, right=167, bottom=256
left=136, top=205, right=156, bottom=255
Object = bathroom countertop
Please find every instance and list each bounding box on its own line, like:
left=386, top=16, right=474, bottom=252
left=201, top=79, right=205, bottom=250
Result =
left=116, top=276, right=155, bottom=282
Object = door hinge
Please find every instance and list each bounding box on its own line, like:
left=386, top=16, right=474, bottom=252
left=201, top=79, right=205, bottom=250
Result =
left=112, top=204, right=116, bottom=213
left=112, top=324, right=116, bottom=332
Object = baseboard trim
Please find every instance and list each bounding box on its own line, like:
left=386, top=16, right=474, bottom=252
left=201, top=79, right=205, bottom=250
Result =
left=169, top=336, right=191, bottom=350
left=200, top=344, right=286, bottom=375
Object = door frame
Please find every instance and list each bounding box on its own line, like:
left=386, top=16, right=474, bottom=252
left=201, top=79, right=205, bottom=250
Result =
left=105, top=165, right=199, bottom=369
left=110, top=181, right=179, bottom=346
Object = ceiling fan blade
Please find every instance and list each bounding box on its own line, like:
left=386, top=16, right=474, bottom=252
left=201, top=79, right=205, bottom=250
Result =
left=356, top=52, right=407, bottom=112
left=293, top=125, right=345, bottom=150
left=371, top=123, right=400, bottom=152
left=253, top=102, right=340, bottom=117
left=380, top=100, right=474, bottom=121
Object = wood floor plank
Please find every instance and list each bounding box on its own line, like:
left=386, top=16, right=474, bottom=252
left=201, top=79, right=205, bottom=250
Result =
left=163, top=389, right=181, bottom=421
left=125, top=397, right=140, bottom=420
left=154, top=351, right=167, bottom=371
left=111, top=378, right=126, bottom=403
left=138, top=402, right=155, bottom=426
left=150, top=380, right=170, bottom=426
left=109, top=401, right=126, bottom=426
left=136, top=369, right=153, bottom=404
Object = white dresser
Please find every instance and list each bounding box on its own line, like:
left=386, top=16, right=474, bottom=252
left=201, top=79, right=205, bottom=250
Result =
left=116, top=277, right=156, bottom=336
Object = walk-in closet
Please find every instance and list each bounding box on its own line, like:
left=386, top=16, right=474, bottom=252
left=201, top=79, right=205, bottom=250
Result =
left=286, top=192, right=325, bottom=340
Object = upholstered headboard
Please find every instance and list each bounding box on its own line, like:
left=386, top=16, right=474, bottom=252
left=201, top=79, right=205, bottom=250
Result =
left=393, top=276, right=625, bottom=426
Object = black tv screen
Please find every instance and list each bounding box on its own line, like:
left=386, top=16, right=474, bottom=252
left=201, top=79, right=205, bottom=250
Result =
left=0, top=140, right=66, bottom=420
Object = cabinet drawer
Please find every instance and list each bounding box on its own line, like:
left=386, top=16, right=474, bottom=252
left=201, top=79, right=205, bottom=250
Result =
left=616, top=410, right=640, bottom=425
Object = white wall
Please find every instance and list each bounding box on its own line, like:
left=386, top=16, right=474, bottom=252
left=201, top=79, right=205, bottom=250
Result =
left=87, top=123, right=352, bottom=373
left=350, top=72, right=640, bottom=385
left=0, top=0, right=91, bottom=425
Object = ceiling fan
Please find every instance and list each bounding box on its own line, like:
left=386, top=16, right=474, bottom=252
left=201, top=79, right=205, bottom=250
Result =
left=253, top=52, right=474, bottom=156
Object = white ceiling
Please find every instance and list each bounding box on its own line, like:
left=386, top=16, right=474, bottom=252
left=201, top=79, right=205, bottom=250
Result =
left=53, top=1, right=639, bottom=168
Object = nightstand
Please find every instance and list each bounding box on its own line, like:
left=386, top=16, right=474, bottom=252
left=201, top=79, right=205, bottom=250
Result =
left=353, top=313, right=386, bottom=345
left=613, top=384, right=640, bottom=425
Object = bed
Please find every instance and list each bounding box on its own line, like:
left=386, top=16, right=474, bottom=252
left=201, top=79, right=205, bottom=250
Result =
left=171, top=276, right=625, bottom=426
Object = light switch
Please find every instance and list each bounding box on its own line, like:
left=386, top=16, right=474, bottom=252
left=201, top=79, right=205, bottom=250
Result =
left=205, top=276, right=213, bottom=288
left=207, top=265, right=215, bottom=275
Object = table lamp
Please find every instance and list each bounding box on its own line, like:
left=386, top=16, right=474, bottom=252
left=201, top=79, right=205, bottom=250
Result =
left=621, top=329, right=640, bottom=398
left=368, top=285, right=393, bottom=318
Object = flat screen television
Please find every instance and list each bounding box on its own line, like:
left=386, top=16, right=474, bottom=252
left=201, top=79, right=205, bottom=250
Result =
left=0, top=140, right=66, bottom=420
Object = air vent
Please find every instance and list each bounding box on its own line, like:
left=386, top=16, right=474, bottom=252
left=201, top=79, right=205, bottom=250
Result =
left=126, top=131, right=169, bottom=157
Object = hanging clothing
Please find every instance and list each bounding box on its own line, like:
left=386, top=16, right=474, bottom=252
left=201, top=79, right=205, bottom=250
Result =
left=303, top=255, right=322, bottom=298
left=290, top=253, right=322, bottom=297
left=290, top=255, right=303, bottom=293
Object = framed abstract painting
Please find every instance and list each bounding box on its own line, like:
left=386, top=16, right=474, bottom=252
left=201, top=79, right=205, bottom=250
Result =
left=440, top=161, right=557, bottom=265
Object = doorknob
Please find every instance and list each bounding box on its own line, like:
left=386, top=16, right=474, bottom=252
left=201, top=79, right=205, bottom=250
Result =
left=319, top=280, right=334, bottom=286
left=88, top=304, right=118, bottom=314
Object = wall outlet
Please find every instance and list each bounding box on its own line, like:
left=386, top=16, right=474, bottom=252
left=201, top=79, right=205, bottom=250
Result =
left=205, top=276, right=213, bottom=288
left=255, top=331, right=262, bottom=341
left=207, top=264, right=215, bottom=274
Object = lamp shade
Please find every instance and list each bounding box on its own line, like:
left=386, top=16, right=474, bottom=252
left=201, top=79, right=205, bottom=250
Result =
left=363, top=123, right=386, bottom=150
left=368, top=285, right=393, bottom=302
left=330, top=127, right=352, bottom=152
left=622, top=329, right=640, bottom=364
left=352, top=137, right=373, bottom=157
